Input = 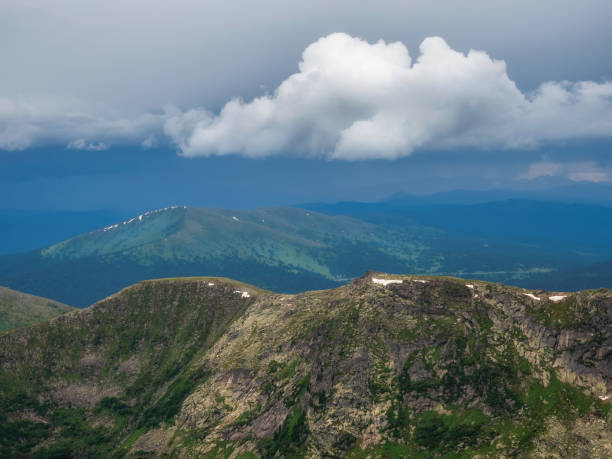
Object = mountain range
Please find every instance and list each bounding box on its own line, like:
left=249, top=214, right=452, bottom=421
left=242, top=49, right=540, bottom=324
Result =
left=1, top=201, right=612, bottom=307
left=1, top=274, right=609, bottom=457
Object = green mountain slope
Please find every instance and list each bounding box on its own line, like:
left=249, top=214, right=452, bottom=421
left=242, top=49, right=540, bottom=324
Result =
left=1, top=275, right=609, bottom=457
left=0, top=205, right=591, bottom=308
left=0, top=206, right=434, bottom=307
left=0, top=286, right=74, bottom=332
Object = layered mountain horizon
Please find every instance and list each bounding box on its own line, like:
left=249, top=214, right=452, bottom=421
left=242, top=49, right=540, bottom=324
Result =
left=0, top=200, right=612, bottom=307
left=1, top=200, right=612, bottom=308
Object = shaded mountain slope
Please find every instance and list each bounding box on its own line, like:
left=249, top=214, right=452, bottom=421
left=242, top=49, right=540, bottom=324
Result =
left=0, top=275, right=610, bottom=457
left=0, top=286, right=74, bottom=332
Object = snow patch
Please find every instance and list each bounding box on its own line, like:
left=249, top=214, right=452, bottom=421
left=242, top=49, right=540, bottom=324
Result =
left=466, top=284, right=474, bottom=289
left=523, top=293, right=541, bottom=301
left=372, top=278, right=403, bottom=286
left=234, top=290, right=251, bottom=298
left=549, top=295, right=567, bottom=302
left=412, top=279, right=428, bottom=284
left=599, top=395, right=609, bottom=401
left=207, top=282, right=215, bottom=286
left=99, top=206, right=186, bottom=232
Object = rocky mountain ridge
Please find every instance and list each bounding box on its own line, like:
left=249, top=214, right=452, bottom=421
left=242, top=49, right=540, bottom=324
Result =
left=0, top=274, right=610, bottom=457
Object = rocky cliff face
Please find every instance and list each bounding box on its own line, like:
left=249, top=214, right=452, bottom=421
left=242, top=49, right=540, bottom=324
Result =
left=0, top=274, right=610, bottom=457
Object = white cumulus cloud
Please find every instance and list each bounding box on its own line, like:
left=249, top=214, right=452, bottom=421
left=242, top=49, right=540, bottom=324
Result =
left=0, top=95, right=165, bottom=151
left=3, top=33, right=612, bottom=159
left=166, top=33, right=612, bottom=160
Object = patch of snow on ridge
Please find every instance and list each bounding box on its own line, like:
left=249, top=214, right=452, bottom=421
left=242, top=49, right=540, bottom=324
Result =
left=412, top=279, right=428, bottom=284
left=234, top=290, right=251, bottom=298
left=466, top=284, right=474, bottom=289
left=523, top=293, right=541, bottom=301
left=549, top=295, right=567, bottom=302
left=207, top=282, right=215, bottom=286
left=99, top=206, right=187, bottom=232
left=372, top=278, right=403, bottom=286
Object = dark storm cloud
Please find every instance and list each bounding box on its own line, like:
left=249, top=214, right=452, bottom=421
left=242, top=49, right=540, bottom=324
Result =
left=1, top=0, right=612, bottom=159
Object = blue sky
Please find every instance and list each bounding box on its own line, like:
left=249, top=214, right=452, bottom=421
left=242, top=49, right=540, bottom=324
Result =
left=2, top=1, right=612, bottom=210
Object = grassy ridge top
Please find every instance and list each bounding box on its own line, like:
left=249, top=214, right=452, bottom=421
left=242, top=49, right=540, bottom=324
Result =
left=0, top=286, right=74, bottom=333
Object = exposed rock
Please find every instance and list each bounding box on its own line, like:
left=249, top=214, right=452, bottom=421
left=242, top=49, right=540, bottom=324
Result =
left=0, top=274, right=610, bottom=457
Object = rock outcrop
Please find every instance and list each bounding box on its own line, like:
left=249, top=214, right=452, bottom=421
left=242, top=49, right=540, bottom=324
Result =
left=0, top=274, right=610, bottom=457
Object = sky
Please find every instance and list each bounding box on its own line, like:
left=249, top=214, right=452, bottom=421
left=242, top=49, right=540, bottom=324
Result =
left=2, top=0, right=612, bottom=211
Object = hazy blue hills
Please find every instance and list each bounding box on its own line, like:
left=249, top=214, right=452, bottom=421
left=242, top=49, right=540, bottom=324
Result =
left=384, top=182, right=612, bottom=206
left=300, top=199, right=612, bottom=252
left=0, top=209, right=129, bottom=255
left=524, top=259, right=612, bottom=292
left=1, top=201, right=611, bottom=307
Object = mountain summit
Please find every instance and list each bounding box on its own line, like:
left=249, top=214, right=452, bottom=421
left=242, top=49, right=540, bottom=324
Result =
left=1, top=274, right=609, bottom=457
left=0, top=206, right=427, bottom=307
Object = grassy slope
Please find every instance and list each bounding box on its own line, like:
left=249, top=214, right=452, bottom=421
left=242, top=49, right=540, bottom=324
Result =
left=0, top=275, right=609, bottom=457
left=0, top=286, right=74, bottom=332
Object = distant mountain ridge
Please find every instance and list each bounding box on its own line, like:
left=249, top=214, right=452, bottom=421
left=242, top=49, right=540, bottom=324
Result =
left=0, top=286, right=74, bottom=332
left=0, top=206, right=432, bottom=306
left=384, top=182, right=612, bottom=206
left=3, top=183, right=612, bottom=256
left=2, top=201, right=612, bottom=307
left=299, top=198, right=612, bottom=249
